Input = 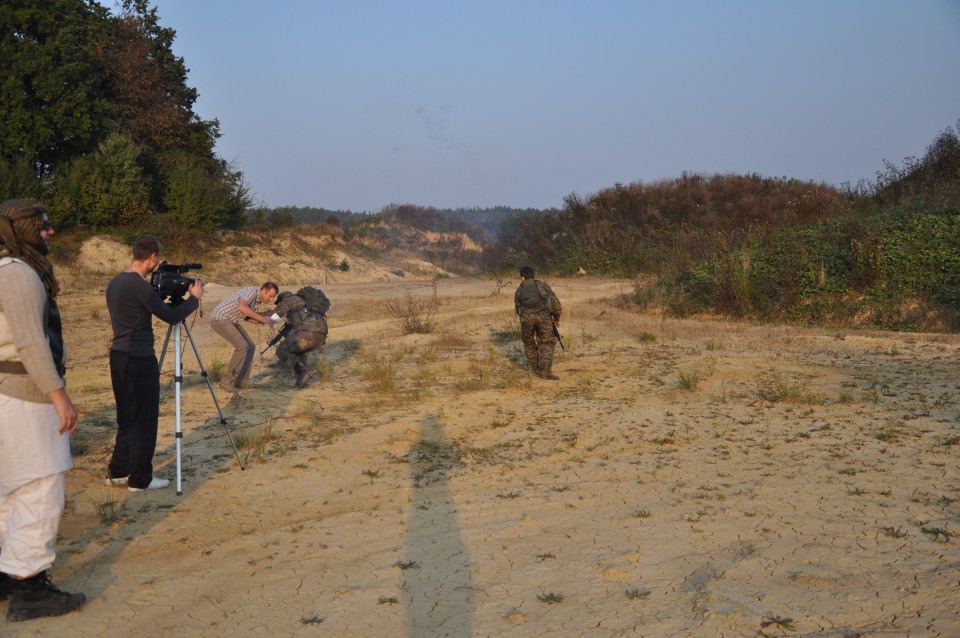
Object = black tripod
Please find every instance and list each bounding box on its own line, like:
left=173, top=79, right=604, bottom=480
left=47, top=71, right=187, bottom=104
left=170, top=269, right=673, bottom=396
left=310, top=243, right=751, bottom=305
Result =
left=159, top=319, right=245, bottom=496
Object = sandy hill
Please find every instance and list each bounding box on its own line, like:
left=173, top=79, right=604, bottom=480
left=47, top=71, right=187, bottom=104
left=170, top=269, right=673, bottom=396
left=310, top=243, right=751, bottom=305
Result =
left=64, top=230, right=456, bottom=289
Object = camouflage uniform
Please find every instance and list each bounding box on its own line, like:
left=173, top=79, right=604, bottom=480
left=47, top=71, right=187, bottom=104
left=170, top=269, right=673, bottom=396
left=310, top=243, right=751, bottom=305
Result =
left=514, top=278, right=561, bottom=379
left=273, top=290, right=329, bottom=388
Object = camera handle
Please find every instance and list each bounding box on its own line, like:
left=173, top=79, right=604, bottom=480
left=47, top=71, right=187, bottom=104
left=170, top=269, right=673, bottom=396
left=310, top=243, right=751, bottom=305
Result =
left=158, top=319, right=245, bottom=496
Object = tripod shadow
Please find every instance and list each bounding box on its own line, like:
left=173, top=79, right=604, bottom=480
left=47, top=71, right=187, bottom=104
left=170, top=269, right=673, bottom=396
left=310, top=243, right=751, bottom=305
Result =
left=403, top=414, right=475, bottom=637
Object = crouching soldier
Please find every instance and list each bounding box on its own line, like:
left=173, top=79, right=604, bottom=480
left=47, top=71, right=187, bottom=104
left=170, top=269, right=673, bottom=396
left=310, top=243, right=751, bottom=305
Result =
left=273, top=286, right=329, bottom=388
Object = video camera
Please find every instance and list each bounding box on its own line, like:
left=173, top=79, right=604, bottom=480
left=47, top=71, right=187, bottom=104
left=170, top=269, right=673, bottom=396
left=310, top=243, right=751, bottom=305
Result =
left=151, top=261, right=202, bottom=304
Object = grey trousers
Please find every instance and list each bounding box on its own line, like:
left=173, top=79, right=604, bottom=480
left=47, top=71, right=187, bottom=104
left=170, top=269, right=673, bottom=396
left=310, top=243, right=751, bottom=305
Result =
left=210, top=319, right=255, bottom=388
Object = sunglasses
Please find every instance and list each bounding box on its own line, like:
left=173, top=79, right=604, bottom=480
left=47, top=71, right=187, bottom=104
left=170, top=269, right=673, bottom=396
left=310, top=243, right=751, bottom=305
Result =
left=41, top=219, right=53, bottom=231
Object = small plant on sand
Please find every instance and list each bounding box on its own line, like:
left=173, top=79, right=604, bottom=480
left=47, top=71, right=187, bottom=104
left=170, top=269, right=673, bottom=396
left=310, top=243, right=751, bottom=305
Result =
left=768, top=377, right=821, bottom=404
left=360, top=356, right=398, bottom=393
left=455, top=363, right=488, bottom=392
left=235, top=421, right=278, bottom=463
left=489, top=274, right=510, bottom=295
left=921, top=526, right=951, bottom=542
left=678, top=370, right=701, bottom=391
left=941, top=435, right=960, bottom=447
left=760, top=614, right=795, bottom=633
left=635, top=331, right=657, bottom=344
left=92, top=494, right=124, bottom=525
left=207, top=359, right=226, bottom=383
left=537, top=591, right=564, bottom=604
left=880, top=526, right=907, bottom=538
left=437, top=332, right=471, bottom=352
left=626, top=588, right=651, bottom=600
left=385, top=282, right=440, bottom=334
left=313, top=358, right=333, bottom=381
left=874, top=426, right=900, bottom=442
left=301, top=615, right=325, bottom=625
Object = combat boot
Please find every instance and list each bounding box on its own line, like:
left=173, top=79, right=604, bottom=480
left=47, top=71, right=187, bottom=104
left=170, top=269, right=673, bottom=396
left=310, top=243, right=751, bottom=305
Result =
left=294, top=362, right=318, bottom=388
left=7, top=571, right=86, bottom=622
left=540, top=367, right=560, bottom=381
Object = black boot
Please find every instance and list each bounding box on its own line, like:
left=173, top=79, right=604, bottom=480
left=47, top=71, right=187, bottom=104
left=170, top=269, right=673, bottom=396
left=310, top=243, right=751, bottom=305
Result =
left=7, top=571, right=86, bottom=622
left=0, top=571, right=12, bottom=600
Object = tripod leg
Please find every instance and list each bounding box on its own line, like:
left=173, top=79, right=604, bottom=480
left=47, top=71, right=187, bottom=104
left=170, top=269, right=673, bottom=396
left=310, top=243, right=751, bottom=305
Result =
left=181, top=322, right=245, bottom=471
left=174, top=323, right=183, bottom=495
left=158, top=322, right=175, bottom=372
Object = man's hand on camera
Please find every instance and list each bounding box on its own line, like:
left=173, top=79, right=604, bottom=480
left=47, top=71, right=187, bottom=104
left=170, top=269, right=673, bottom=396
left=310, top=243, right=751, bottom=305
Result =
left=188, top=277, right=204, bottom=299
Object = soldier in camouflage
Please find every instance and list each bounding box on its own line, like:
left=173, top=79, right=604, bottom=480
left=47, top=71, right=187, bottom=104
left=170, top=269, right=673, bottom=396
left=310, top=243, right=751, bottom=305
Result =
left=514, top=265, right=562, bottom=380
left=272, top=288, right=329, bottom=388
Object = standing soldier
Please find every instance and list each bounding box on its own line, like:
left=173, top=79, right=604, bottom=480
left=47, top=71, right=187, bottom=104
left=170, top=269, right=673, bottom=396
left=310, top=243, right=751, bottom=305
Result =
left=273, top=286, right=329, bottom=388
left=514, top=265, right=562, bottom=380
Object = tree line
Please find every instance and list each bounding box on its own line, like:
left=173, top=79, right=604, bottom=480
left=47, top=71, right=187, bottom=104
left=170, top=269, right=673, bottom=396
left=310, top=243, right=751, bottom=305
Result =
left=0, top=0, right=248, bottom=233
left=491, top=122, right=960, bottom=330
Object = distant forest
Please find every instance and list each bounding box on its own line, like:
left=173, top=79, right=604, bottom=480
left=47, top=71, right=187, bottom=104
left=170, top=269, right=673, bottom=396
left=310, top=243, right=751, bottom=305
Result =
left=250, top=204, right=553, bottom=239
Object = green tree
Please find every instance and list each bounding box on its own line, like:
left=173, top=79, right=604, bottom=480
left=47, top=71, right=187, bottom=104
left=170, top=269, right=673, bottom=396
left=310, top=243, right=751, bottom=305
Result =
left=50, top=133, right=150, bottom=229
left=162, top=155, right=250, bottom=231
left=0, top=157, right=50, bottom=201
left=0, top=0, right=114, bottom=175
left=97, top=0, right=219, bottom=157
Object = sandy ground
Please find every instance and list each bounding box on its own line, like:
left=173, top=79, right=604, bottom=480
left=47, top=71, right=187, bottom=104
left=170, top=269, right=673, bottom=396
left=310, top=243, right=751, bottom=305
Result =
left=3, top=267, right=960, bottom=637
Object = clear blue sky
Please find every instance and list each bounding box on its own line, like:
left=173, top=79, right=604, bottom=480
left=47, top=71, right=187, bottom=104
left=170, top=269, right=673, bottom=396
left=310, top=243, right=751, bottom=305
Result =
left=149, top=0, right=960, bottom=213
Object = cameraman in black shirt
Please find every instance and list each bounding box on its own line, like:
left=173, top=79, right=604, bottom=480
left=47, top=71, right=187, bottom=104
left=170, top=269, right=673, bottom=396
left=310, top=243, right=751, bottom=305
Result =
left=104, top=236, right=204, bottom=492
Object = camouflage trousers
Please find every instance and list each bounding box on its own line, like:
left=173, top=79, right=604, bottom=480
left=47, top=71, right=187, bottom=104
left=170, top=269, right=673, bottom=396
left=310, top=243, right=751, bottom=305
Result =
left=275, top=329, right=325, bottom=373
left=519, top=310, right=556, bottom=375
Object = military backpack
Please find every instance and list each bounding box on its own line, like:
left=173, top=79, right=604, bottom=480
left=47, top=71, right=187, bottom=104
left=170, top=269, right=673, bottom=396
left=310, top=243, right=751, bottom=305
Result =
left=295, top=286, right=330, bottom=316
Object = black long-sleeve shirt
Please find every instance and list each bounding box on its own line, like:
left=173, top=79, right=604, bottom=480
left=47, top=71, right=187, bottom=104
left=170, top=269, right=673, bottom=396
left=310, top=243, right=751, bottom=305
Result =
left=106, top=271, right=199, bottom=356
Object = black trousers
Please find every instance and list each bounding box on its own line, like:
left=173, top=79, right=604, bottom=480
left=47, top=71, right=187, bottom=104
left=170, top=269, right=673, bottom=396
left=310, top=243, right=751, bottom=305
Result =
left=107, top=350, right=160, bottom=489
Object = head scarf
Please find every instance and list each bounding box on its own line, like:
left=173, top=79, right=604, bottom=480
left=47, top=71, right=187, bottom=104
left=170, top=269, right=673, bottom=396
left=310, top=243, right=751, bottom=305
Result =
left=0, top=198, right=60, bottom=297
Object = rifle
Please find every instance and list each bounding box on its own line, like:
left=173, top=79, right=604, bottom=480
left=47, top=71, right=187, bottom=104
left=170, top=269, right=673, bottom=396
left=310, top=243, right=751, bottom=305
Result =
left=552, top=322, right=565, bottom=350
left=261, top=322, right=292, bottom=355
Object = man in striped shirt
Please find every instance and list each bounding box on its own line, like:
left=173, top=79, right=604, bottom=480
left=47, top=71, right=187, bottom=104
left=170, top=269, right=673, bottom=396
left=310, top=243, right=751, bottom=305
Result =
left=209, top=282, right=279, bottom=391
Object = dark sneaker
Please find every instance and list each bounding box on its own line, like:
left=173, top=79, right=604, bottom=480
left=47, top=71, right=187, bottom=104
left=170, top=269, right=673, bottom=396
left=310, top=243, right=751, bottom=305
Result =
left=0, top=572, right=13, bottom=600
left=542, top=372, right=560, bottom=381
left=7, top=572, right=86, bottom=622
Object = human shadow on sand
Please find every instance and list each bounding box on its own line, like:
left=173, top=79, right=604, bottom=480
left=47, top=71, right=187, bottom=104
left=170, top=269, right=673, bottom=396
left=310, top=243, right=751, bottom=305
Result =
left=403, top=413, right=475, bottom=637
